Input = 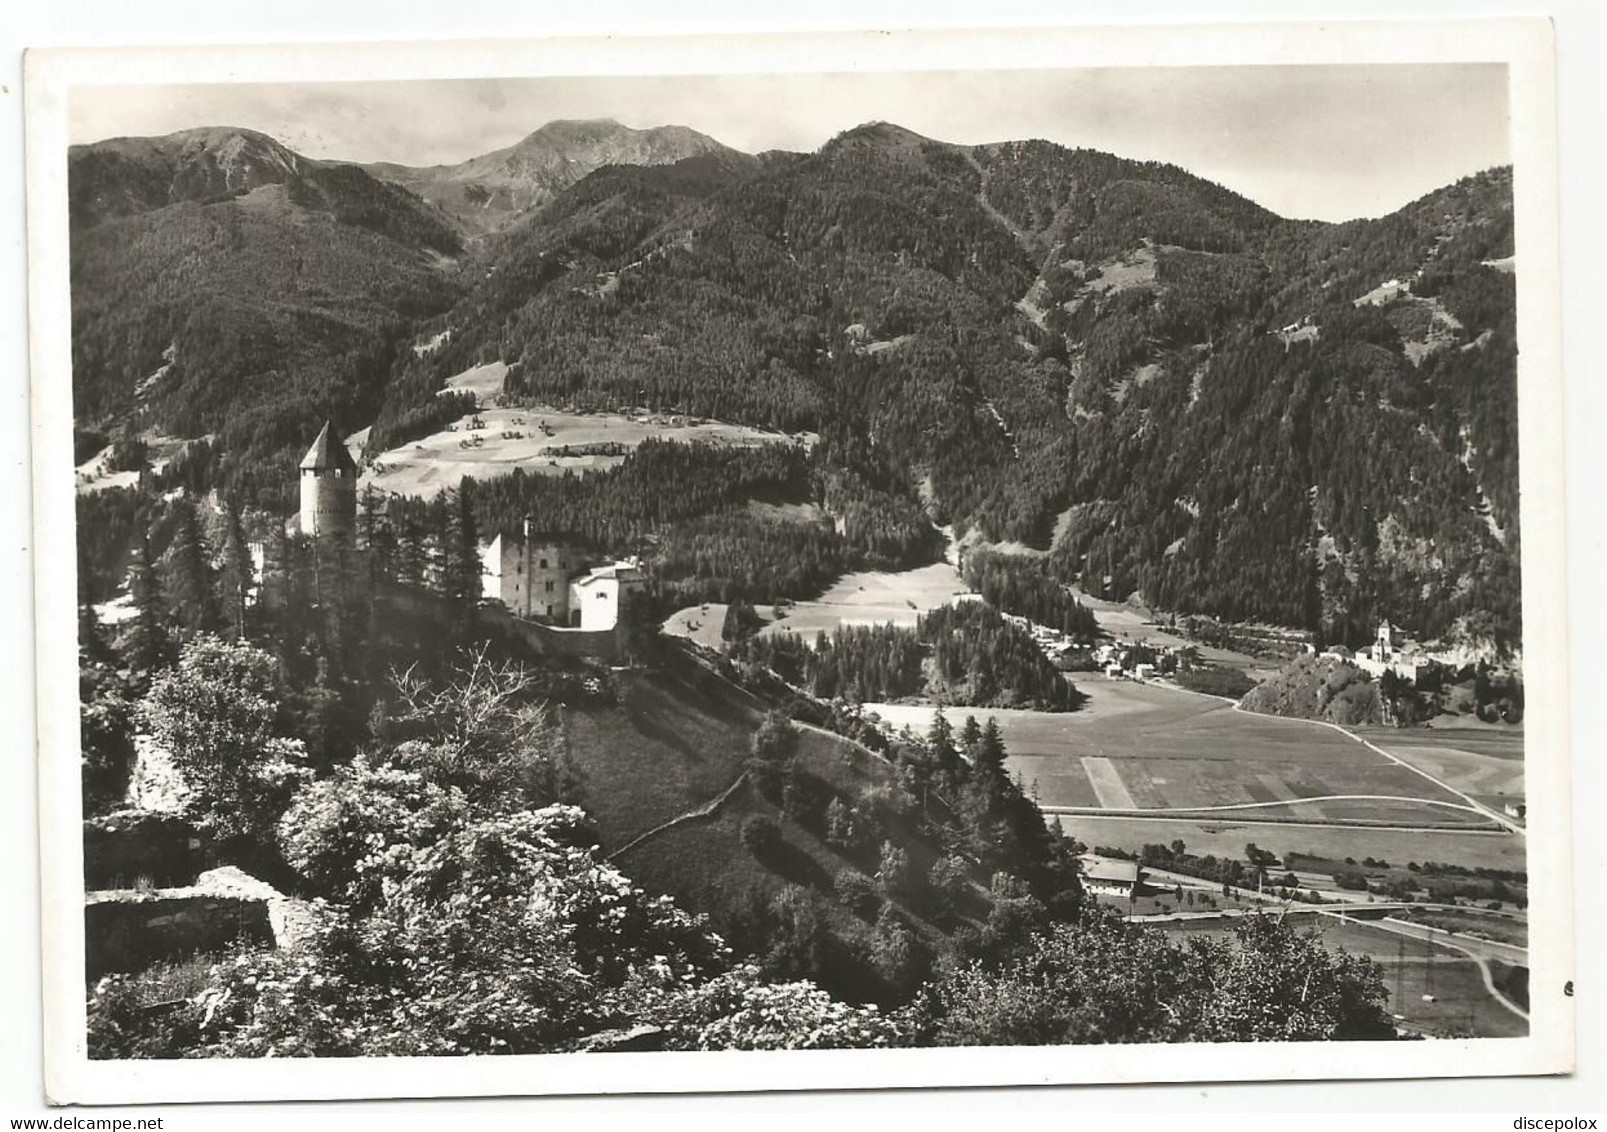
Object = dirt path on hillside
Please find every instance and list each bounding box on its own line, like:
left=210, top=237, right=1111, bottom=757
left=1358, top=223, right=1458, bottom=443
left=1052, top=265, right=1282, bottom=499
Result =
left=608, top=771, right=750, bottom=861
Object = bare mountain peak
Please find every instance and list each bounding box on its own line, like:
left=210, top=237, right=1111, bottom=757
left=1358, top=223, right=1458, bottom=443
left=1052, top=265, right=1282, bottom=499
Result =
left=831, top=121, right=941, bottom=149
left=367, top=119, right=747, bottom=232
left=69, top=126, right=314, bottom=227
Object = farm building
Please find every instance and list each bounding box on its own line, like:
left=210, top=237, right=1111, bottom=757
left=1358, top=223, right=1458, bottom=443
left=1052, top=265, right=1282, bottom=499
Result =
left=1081, top=857, right=1141, bottom=898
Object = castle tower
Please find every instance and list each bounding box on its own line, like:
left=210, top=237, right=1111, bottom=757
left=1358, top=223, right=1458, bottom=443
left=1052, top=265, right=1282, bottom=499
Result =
left=1376, top=619, right=1395, bottom=662
left=298, top=420, right=357, bottom=539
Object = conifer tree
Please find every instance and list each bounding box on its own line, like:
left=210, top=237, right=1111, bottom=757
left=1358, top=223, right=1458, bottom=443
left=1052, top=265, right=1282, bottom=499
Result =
left=959, top=715, right=983, bottom=764
left=163, top=495, right=221, bottom=634
left=122, top=529, right=173, bottom=679
left=926, top=709, right=962, bottom=789
left=977, top=717, right=1008, bottom=779
left=76, top=536, right=114, bottom=667
left=216, top=503, right=252, bottom=640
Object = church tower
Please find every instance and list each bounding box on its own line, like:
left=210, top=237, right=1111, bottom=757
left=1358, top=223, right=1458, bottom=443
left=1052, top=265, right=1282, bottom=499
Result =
left=298, top=420, right=357, bottom=539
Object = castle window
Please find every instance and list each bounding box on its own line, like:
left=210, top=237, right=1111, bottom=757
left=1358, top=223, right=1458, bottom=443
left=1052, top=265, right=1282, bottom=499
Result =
left=545, top=581, right=555, bottom=593
left=539, top=558, right=548, bottom=569
left=333, top=470, right=342, bottom=478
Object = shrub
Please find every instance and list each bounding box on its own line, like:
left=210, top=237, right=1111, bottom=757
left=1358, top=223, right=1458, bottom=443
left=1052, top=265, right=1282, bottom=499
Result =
left=927, top=854, right=973, bottom=914
left=834, top=869, right=881, bottom=917
left=1176, top=666, right=1256, bottom=699
left=138, top=635, right=310, bottom=839
left=741, top=815, right=783, bottom=858
left=876, top=840, right=913, bottom=899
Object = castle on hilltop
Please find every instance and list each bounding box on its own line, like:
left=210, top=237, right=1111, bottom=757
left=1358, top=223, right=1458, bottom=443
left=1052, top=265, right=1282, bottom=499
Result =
left=284, top=421, right=642, bottom=646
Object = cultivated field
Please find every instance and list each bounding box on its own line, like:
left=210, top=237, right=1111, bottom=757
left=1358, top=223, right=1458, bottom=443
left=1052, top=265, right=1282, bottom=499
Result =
left=664, top=560, right=971, bottom=653
left=443, top=359, right=509, bottom=398
left=1403, top=907, right=1531, bottom=948
left=1355, top=727, right=1526, bottom=810
left=1061, top=814, right=1526, bottom=872
left=661, top=601, right=780, bottom=652
left=360, top=402, right=809, bottom=498
left=866, top=677, right=1482, bottom=826
left=351, top=357, right=814, bottom=496
left=755, top=562, right=973, bottom=641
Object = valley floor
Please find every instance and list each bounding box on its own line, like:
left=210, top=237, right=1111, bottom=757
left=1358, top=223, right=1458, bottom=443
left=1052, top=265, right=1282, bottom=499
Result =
left=665, top=543, right=1526, bottom=889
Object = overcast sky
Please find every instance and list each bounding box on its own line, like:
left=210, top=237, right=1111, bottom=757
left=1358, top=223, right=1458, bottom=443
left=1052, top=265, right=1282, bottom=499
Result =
left=69, top=65, right=1510, bottom=221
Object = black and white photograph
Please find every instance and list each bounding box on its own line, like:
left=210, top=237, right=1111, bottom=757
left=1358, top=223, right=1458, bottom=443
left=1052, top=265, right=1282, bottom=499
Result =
left=19, top=16, right=1577, bottom=1106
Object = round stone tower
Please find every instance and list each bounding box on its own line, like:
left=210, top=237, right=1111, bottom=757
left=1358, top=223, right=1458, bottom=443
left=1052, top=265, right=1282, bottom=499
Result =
left=298, top=420, right=357, bottom=539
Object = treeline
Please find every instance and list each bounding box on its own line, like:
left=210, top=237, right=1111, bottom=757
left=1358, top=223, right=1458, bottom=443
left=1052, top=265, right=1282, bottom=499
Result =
left=745, top=623, right=926, bottom=703
left=923, top=602, right=1083, bottom=710
left=740, top=601, right=1081, bottom=712
left=961, top=549, right=1098, bottom=637
left=363, top=390, right=476, bottom=458
left=459, top=438, right=812, bottom=554
left=655, top=511, right=850, bottom=607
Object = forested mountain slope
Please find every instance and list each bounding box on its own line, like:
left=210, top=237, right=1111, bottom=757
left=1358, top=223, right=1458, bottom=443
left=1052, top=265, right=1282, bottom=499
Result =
left=70, top=119, right=1520, bottom=652
left=382, top=122, right=1519, bottom=652
left=70, top=131, right=464, bottom=508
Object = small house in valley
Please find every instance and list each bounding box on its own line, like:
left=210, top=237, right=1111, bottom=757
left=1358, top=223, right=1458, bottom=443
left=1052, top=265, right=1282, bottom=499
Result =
left=1081, top=857, right=1142, bottom=898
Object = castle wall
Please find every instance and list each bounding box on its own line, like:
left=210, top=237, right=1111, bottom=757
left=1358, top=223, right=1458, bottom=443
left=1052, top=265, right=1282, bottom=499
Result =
left=299, top=467, right=356, bottom=538
left=85, top=891, right=274, bottom=977
left=477, top=604, right=619, bottom=662
left=483, top=532, right=583, bottom=622
left=525, top=541, right=578, bottom=623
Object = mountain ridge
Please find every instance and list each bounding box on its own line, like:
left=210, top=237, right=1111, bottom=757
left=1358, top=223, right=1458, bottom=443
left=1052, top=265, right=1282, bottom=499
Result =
left=68, top=118, right=1519, bottom=652
left=357, top=117, right=756, bottom=232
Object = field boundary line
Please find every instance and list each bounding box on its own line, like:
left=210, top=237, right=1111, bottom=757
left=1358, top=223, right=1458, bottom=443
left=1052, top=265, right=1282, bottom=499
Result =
left=1227, top=702, right=1524, bottom=834
left=1376, top=915, right=1529, bottom=964
left=1049, top=810, right=1513, bottom=836
left=1115, top=675, right=1522, bottom=834
left=1044, top=792, right=1492, bottom=818
left=1319, top=909, right=1530, bottom=1022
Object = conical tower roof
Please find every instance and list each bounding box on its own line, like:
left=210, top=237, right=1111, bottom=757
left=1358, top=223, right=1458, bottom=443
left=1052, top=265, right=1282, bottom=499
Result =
left=300, top=420, right=357, bottom=473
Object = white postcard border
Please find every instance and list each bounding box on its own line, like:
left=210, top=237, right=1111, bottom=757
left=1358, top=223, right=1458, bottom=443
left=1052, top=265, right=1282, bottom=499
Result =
left=24, top=16, right=1572, bottom=1105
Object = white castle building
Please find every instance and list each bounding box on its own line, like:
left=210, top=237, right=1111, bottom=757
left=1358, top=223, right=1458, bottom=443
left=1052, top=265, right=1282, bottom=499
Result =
left=480, top=518, right=644, bottom=632
left=1351, top=619, right=1430, bottom=682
